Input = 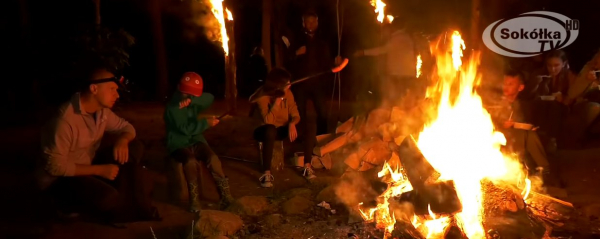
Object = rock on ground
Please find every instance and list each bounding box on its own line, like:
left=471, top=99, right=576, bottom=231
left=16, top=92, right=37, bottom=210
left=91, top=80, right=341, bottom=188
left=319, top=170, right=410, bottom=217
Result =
left=262, top=214, right=283, bottom=228
left=316, top=185, right=338, bottom=204
left=206, top=236, right=229, bottom=239
left=282, top=196, right=313, bottom=215
left=285, top=188, right=313, bottom=199
left=230, top=196, right=270, bottom=216
left=195, top=210, right=243, bottom=237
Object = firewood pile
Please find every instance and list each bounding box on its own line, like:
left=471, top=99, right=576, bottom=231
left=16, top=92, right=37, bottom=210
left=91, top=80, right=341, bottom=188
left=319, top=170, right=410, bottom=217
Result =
left=348, top=135, right=576, bottom=239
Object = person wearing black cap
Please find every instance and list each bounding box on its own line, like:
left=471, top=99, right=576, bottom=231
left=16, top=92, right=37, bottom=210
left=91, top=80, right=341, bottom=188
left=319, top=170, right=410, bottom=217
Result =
left=38, top=67, right=160, bottom=225
left=250, top=68, right=317, bottom=187
left=287, top=10, right=341, bottom=136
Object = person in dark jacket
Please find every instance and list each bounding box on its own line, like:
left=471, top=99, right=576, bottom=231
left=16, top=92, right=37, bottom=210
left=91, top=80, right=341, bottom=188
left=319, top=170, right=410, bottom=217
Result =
left=164, top=72, right=234, bottom=212
left=487, top=71, right=551, bottom=183
left=287, top=11, right=342, bottom=175
left=287, top=11, right=341, bottom=136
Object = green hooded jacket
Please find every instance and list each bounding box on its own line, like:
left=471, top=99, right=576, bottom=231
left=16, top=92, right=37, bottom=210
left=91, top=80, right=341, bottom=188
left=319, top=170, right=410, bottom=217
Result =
left=164, top=92, right=214, bottom=153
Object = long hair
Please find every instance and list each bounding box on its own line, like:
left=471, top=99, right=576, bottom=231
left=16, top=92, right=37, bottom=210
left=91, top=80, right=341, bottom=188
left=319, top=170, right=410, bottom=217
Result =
left=263, top=68, right=291, bottom=98
left=544, top=50, right=571, bottom=94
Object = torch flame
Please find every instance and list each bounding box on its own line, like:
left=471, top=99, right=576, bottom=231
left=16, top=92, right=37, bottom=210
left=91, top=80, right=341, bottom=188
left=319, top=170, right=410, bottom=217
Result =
left=370, top=0, right=386, bottom=23
left=226, top=8, right=233, bottom=21
left=208, top=0, right=232, bottom=55
left=386, top=15, right=395, bottom=23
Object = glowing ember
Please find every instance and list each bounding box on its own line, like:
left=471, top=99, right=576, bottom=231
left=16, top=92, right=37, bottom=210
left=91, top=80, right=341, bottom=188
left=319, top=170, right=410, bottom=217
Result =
left=208, top=0, right=232, bottom=55
left=416, top=54, right=423, bottom=78
left=522, top=178, right=532, bottom=200
left=370, top=0, right=386, bottom=23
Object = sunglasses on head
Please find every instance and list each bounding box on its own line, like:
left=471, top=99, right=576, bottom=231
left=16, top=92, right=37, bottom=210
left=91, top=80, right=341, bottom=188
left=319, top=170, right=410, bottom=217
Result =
left=90, top=76, right=125, bottom=85
left=89, top=76, right=130, bottom=92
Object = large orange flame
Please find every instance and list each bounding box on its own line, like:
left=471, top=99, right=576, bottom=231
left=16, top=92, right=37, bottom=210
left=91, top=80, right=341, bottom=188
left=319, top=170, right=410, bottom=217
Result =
left=358, top=31, right=527, bottom=239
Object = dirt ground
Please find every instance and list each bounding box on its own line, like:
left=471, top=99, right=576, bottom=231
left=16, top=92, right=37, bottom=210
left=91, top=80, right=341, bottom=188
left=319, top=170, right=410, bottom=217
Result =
left=1, top=99, right=600, bottom=239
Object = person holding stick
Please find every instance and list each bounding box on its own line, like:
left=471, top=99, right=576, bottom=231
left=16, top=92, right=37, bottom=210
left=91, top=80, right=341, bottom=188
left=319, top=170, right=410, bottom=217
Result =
left=287, top=10, right=343, bottom=136
left=354, top=18, right=417, bottom=104
left=250, top=68, right=318, bottom=187
left=164, top=72, right=235, bottom=212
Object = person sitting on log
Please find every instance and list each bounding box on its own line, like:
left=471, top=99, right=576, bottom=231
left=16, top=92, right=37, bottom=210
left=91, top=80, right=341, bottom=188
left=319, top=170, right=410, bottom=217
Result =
left=530, top=50, right=600, bottom=147
left=38, top=65, right=161, bottom=226
left=164, top=72, right=235, bottom=212
left=250, top=68, right=317, bottom=187
left=487, top=70, right=552, bottom=183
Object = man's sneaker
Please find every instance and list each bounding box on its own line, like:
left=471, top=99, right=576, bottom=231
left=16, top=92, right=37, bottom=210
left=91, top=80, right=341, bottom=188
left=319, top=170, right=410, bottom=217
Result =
left=259, top=173, right=274, bottom=188
left=303, top=167, right=317, bottom=180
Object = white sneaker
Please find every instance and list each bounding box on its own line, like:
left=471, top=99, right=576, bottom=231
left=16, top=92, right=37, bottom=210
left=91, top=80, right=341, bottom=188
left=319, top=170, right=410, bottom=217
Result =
left=259, top=174, right=274, bottom=188
left=303, top=167, right=317, bottom=180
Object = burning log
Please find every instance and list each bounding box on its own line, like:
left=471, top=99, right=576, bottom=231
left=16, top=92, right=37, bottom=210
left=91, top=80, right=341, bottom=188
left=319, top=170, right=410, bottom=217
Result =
left=391, top=220, right=426, bottom=239
left=525, top=191, right=574, bottom=227
left=395, top=136, right=462, bottom=215
left=481, top=180, right=547, bottom=239
left=396, top=136, right=440, bottom=190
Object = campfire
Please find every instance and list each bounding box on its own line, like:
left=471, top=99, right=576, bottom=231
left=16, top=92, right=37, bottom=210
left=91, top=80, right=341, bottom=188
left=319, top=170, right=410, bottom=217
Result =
left=354, top=31, right=574, bottom=239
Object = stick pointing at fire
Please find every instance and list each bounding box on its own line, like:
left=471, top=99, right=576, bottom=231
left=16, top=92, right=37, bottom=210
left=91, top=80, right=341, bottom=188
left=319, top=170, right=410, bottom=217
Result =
left=249, top=58, right=350, bottom=101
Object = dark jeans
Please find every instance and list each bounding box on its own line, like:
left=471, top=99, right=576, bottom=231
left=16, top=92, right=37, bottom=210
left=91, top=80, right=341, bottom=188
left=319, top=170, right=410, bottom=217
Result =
left=254, top=125, right=289, bottom=172
left=531, top=100, right=564, bottom=139
left=47, top=140, right=156, bottom=223
left=171, top=142, right=225, bottom=180
left=293, top=82, right=328, bottom=135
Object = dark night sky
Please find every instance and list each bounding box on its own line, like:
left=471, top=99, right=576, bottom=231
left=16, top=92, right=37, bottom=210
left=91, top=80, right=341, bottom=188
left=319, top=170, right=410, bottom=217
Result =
left=0, top=0, right=599, bottom=126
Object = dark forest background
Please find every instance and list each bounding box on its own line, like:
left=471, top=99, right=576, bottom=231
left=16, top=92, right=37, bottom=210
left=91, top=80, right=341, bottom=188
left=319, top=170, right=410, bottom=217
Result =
left=0, top=0, right=598, bottom=128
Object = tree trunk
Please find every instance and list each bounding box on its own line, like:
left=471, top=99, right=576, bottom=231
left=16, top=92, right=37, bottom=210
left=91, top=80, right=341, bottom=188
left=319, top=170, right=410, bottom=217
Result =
left=470, top=0, right=480, bottom=50
left=148, top=0, right=169, bottom=99
left=261, top=0, right=273, bottom=71
left=93, top=0, right=101, bottom=25
left=225, top=2, right=237, bottom=111
left=272, top=0, right=285, bottom=68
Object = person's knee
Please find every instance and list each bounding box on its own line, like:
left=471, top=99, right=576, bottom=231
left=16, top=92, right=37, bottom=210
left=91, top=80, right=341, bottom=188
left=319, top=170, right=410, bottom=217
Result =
left=95, top=189, right=120, bottom=212
left=128, top=139, right=145, bottom=164
left=207, top=155, right=225, bottom=178
left=263, top=125, right=278, bottom=140
left=587, top=103, right=600, bottom=115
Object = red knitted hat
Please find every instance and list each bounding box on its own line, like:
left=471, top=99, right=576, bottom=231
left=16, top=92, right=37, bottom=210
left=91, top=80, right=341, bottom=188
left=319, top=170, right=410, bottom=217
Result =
left=178, top=72, right=203, bottom=97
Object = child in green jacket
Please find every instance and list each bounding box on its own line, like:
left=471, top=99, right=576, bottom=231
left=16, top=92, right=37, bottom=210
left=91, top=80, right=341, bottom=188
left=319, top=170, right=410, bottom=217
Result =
left=164, top=72, right=234, bottom=212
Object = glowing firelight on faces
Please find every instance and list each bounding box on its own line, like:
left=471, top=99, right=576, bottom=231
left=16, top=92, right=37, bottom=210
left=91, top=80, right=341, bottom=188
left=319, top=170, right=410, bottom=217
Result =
left=358, top=31, right=526, bottom=239
left=208, top=0, right=233, bottom=55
